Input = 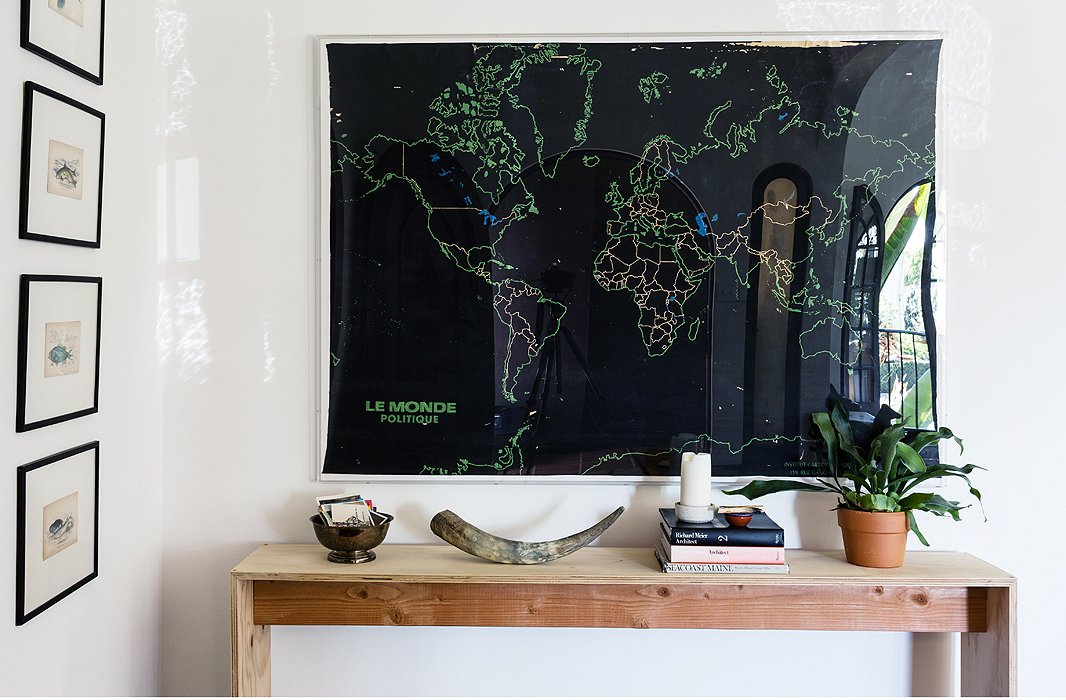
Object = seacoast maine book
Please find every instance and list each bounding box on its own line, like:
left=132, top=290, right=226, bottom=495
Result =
left=659, top=508, right=784, bottom=546
left=654, top=544, right=790, bottom=573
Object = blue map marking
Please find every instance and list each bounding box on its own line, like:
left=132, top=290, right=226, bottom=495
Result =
left=711, top=213, right=719, bottom=223
left=438, top=168, right=452, bottom=177
left=478, top=209, right=500, bottom=226
left=695, top=212, right=709, bottom=236
left=463, top=195, right=473, bottom=205
left=778, top=112, right=789, bottom=121
left=430, top=153, right=441, bottom=162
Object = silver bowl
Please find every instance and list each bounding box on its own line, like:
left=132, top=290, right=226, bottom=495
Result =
left=310, top=512, right=393, bottom=563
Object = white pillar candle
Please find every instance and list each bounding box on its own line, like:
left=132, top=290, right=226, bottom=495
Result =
left=679, top=451, right=712, bottom=507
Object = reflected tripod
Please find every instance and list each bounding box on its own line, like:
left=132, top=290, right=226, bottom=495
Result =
left=518, top=265, right=636, bottom=474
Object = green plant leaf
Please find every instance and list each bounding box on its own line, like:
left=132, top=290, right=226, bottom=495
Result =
left=857, top=493, right=899, bottom=512
left=893, top=463, right=984, bottom=496
left=905, top=492, right=966, bottom=519
left=870, top=465, right=884, bottom=494
left=900, top=464, right=987, bottom=522
left=907, top=510, right=930, bottom=546
left=897, top=492, right=935, bottom=511
left=829, top=402, right=866, bottom=466
left=842, top=470, right=873, bottom=494
left=810, top=412, right=840, bottom=480
left=874, top=424, right=907, bottom=483
left=810, top=411, right=835, bottom=466
left=907, top=425, right=964, bottom=456
left=881, top=182, right=930, bottom=288
left=894, top=441, right=928, bottom=475
left=939, top=503, right=965, bottom=521
left=722, top=479, right=834, bottom=500
left=967, top=484, right=987, bottom=521
left=900, top=368, right=934, bottom=429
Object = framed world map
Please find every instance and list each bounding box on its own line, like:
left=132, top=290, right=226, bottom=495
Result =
left=317, top=35, right=942, bottom=480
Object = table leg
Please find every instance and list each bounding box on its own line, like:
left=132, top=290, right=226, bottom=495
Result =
left=961, top=584, right=1017, bottom=696
left=231, top=577, right=271, bottom=697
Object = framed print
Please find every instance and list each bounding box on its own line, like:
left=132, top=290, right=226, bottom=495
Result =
left=19, top=82, right=105, bottom=248
left=16, top=441, right=99, bottom=626
left=16, top=275, right=102, bottom=432
left=20, top=0, right=104, bottom=84
left=317, top=35, right=942, bottom=481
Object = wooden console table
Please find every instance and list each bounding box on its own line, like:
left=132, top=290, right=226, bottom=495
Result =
left=230, top=545, right=1015, bottom=696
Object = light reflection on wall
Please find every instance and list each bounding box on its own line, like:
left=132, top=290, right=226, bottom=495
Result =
left=174, top=158, right=200, bottom=262
left=157, top=157, right=201, bottom=263
left=899, top=0, right=991, bottom=149
left=775, top=0, right=886, bottom=28
left=156, top=155, right=210, bottom=380
left=262, top=317, right=277, bottom=383
left=156, top=1, right=208, bottom=384
left=171, top=61, right=197, bottom=102
left=776, top=0, right=992, bottom=151
left=156, top=0, right=193, bottom=136
left=155, top=154, right=212, bottom=381
left=156, top=162, right=168, bottom=264
left=154, top=1, right=185, bottom=64
left=948, top=201, right=989, bottom=276
left=156, top=279, right=213, bottom=383
left=265, top=10, right=280, bottom=94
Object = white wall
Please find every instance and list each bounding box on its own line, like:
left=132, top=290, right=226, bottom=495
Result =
left=0, top=0, right=163, bottom=695
left=148, top=1, right=1066, bottom=696
left=4, top=0, right=1057, bottom=696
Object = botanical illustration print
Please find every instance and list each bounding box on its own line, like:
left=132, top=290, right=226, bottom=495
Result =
left=48, top=0, right=85, bottom=27
left=42, top=491, right=78, bottom=560
left=46, top=139, right=84, bottom=200
left=44, top=320, right=81, bottom=378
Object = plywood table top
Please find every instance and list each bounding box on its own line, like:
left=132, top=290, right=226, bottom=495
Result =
left=232, top=543, right=1014, bottom=586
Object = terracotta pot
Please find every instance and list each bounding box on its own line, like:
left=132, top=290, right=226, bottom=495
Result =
left=836, top=509, right=909, bottom=568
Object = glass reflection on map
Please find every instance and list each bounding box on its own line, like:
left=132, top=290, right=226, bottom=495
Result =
left=322, top=39, right=941, bottom=478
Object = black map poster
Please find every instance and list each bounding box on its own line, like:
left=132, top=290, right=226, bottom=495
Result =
left=321, top=38, right=941, bottom=479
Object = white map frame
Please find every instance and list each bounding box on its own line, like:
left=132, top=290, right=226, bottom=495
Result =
left=313, top=32, right=946, bottom=484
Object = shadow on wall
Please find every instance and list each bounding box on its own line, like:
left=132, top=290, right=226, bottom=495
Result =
left=160, top=542, right=262, bottom=696
left=912, top=633, right=955, bottom=696
left=792, top=490, right=844, bottom=549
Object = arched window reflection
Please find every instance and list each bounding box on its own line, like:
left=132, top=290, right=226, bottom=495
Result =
left=743, top=164, right=811, bottom=464
left=841, top=185, right=885, bottom=413
left=878, top=180, right=937, bottom=429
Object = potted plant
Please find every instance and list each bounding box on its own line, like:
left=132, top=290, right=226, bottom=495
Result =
left=723, top=391, right=985, bottom=567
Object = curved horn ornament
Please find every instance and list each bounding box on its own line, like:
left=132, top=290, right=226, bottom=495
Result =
left=430, top=506, right=625, bottom=564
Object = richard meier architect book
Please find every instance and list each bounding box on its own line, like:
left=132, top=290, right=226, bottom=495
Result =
left=659, top=508, right=784, bottom=546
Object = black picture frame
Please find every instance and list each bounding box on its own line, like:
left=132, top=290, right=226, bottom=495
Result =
left=19, top=82, right=105, bottom=248
left=16, top=441, right=100, bottom=626
left=20, top=0, right=105, bottom=85
left=16, top=275, right=103, bottom=432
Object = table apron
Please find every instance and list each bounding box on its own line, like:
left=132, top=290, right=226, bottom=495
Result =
left=251, top=580, right=989, bottom=632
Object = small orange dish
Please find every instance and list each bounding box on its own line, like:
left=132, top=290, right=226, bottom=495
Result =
left=724, top=513, right=753, bottom=527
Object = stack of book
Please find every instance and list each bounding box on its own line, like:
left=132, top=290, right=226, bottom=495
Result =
left=655, top=507, right=789, bottom=573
